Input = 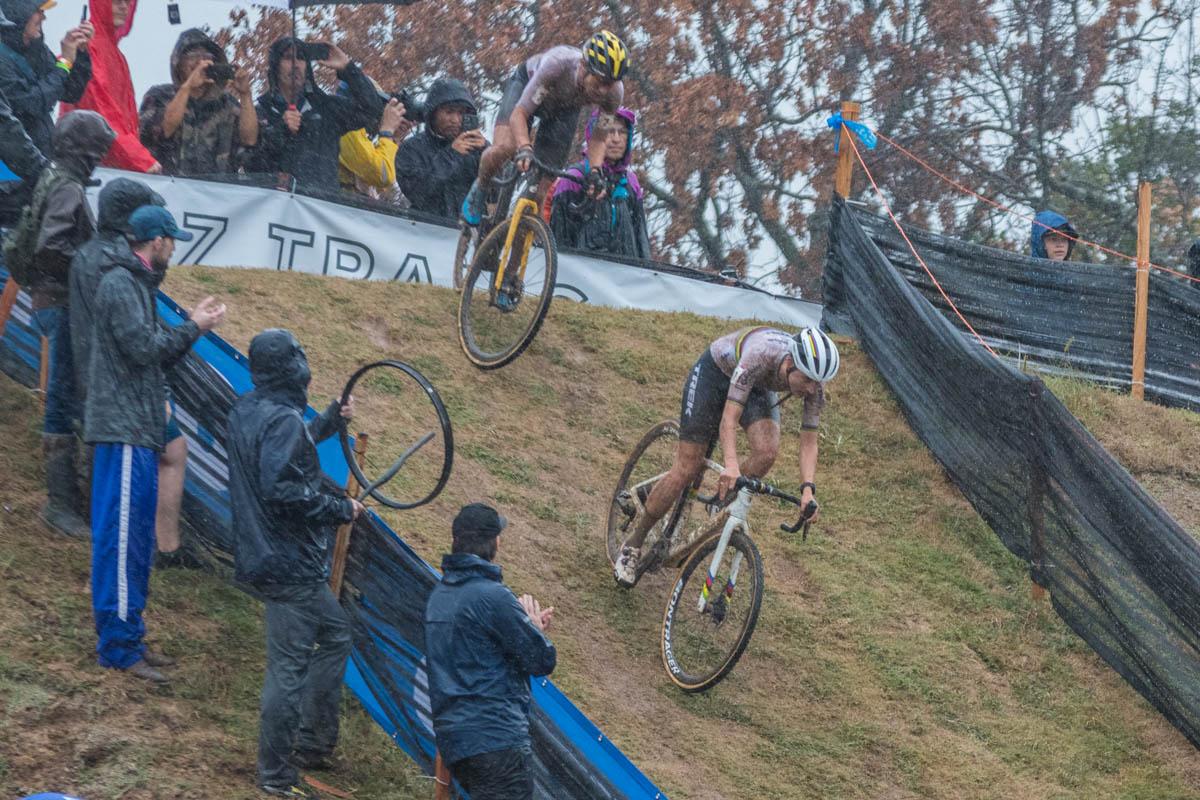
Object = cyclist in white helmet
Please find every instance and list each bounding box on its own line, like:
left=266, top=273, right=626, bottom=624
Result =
left=614, top=325, right=839, bottom=587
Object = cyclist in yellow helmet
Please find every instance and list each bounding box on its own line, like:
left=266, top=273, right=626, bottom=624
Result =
left=461, top=30, right=630, bottom=226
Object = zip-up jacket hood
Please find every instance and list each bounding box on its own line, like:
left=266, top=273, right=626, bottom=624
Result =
left=1030, top=210, right=1077, bottom=260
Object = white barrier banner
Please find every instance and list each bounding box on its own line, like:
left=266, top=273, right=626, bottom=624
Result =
left=91, top=168, right=822, bottom=328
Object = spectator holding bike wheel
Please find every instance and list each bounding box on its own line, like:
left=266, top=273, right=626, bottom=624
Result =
left=460, top=29, right=628, bottom=226
left=614, top=326, right=839, bottom=587
left=549, top=108, right=650, bottom=259
left=225, top=328, right=363, bottom=798
left=425, top=503, right=556, bottom=800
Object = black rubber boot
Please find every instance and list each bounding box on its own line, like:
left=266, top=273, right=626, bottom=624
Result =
left=41, top=433, right=90, bottom=540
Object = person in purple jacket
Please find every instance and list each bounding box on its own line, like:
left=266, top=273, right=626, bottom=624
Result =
left=549, top=108, right=650, bottom=260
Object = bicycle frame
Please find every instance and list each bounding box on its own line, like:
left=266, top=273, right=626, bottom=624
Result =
left=627, top=455, right=754, bottom=608
left=494, top=194, right=539, bottom=293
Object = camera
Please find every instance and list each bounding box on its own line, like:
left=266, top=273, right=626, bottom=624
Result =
left=299, top=42, right=331, bottom=62
left=205, top=63, right=236, bottom=83
left=393, top=90, right=426, bottom=124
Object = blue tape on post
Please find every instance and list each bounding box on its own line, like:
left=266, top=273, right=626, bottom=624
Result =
left=827, top=112, right=877, bottom=153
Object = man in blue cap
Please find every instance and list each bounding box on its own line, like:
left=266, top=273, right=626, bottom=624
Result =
left=424, top=503, right=557, bottom=800
left=84, top=204, right=225, bottom=684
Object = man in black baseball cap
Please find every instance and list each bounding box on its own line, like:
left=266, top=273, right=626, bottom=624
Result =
left=424, top=503, right=556, bottom=800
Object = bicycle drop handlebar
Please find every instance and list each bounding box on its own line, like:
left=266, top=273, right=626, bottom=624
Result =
left=697, top=476, right=820, bottom=541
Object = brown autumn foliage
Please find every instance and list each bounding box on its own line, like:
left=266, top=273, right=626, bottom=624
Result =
left=217, top=0, right=1187, bottom=295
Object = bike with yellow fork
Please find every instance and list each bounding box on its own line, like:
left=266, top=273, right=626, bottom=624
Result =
left=455, top=154, right=580, bottom=370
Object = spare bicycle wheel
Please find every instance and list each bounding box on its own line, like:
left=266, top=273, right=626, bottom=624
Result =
left=661, top=528, right=764, bottom=692
left=457, top=212, right=557, bottom=370
left=338, top=360, right=453, bottom=509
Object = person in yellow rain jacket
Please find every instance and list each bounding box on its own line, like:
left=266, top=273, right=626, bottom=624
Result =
left=337, top=81, right=413, bottom=200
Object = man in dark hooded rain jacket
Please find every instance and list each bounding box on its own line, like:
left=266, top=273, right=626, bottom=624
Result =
left=246, top=37, right=380, bottom=198
left=225, top=328, right=363, bottom=799
left=1030, top=210, right=1078, bottom=261
left=0, top=0, right=92, bottom=220
left=424, top=503, right=556, bottom=800
left=0, top=7, right=47, bottom=224
left=550, top=108, right=650, bottom=259
left=393, top=78, right=486, bottom=219
left=85, top=205, right=225, bottom=684
left=138, top=28, right=257, bottom=177
left=29, top=110, right=114, bottom=540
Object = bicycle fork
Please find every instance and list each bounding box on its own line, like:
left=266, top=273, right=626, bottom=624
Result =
left=495, top=197, right=538, bottom=293
left=698, top=489, right=752, bottom=614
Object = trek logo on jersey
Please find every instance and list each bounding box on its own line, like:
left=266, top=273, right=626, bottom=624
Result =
left=532, top=86, right=548, bottom=107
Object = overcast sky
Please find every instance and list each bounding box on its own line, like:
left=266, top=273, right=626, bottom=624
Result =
left=44, top=0, right=263, bottom=99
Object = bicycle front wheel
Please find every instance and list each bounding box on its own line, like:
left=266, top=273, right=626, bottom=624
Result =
left=457, top=212, right=557, bottom=370
left=606, top=419, right=694, bottom=567
left=662, top=528, right=764, bottom=692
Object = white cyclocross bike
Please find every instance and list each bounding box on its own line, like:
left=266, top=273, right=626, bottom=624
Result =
left=606, top=419, right=816, bottom=692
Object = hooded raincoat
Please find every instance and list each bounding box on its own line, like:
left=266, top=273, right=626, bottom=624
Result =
left=1030, top=210, right=1077, bottom=260
left=424, top=552, right=557, bottom=764
left=549, top=108, right=650, bottom=260
left=68, top=176, right=164, bottom=404
left=393, top=79, right=481, bottom=219
left=58, top=0, right=155, bottom=172
left=82, top=215, right=200, bottom=451
left=30, top=109, right=115, bottom=310
left=225, top=329, right=354, bottom=589
left=246, top=37, right=380, bottom=197
left=0, top=0, right=91, bottom=219
left=138, top=29, right=246, bottom=177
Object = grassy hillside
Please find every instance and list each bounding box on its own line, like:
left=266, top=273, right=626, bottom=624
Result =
left=3, top=265, right=1200, bottom=799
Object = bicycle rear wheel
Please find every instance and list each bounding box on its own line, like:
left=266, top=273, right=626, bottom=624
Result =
left=452, top=223, right=477, bottom=291
left=606, top=419, right=695, bottom=568
left=662, top=528, right=764, bottom=692
left=457, top=212, right=557, bottom=370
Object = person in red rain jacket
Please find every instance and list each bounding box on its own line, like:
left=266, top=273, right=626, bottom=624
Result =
left=60, top=0, right=159, bottom=173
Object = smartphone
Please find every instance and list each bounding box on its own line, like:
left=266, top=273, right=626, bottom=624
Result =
left=302, top=42, right=331, bottom=62
left=205, top=63, right=236, bottom=82
left=80, top=3, right=87, bottom=22
left=461, top=113, right=479, bottom=132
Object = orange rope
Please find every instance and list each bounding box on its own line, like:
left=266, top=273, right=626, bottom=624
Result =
left=845, top=133, right=999, bottom=358
left=873, top=130, right=1200, bottom=285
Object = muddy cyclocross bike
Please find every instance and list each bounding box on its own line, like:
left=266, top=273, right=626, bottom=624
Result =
left=606, top=419, right=817, bottom=692
left=454, top=153, right=584, bottom=370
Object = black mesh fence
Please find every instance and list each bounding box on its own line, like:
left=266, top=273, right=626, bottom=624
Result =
left=824, top=195, right=1200, bottom=750
left=838, top=205, right=1200, bottom=409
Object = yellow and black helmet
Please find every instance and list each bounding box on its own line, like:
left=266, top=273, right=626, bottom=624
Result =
left=583, top=30, right=629, bottom=81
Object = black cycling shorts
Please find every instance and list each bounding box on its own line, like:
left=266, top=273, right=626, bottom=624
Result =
left=678, top=350, right=780, bottom=444
left=495, top=64, right=582, bottom=170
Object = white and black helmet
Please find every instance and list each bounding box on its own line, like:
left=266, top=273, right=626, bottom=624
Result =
left=787, top=327, right=840, bottom=383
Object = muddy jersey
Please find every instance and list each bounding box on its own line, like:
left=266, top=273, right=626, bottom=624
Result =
left=708, top=327, right=825, bottom=430
left=517, top=45, right=624, bottom=116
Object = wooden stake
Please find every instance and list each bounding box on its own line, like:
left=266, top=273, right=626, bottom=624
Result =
left=834, top=100, right=861, bottom=199
left=1131, top=181, right=1151, bottom=401
left=0, top=278, right=19, bottom=340
left=39, top=333, right=49, bottom=413
left=434, top=752, right=452, bottom=800
left=329, top=432, right=369, bottom=597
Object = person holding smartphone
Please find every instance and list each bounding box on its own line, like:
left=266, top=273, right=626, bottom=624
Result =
left=394, top=77, right=487, bottom=219
left=58, top=0, right=160, bottom=173
left=138, top=28, right=257, bottom=177
left=244, top=36, right=381, bottom=198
